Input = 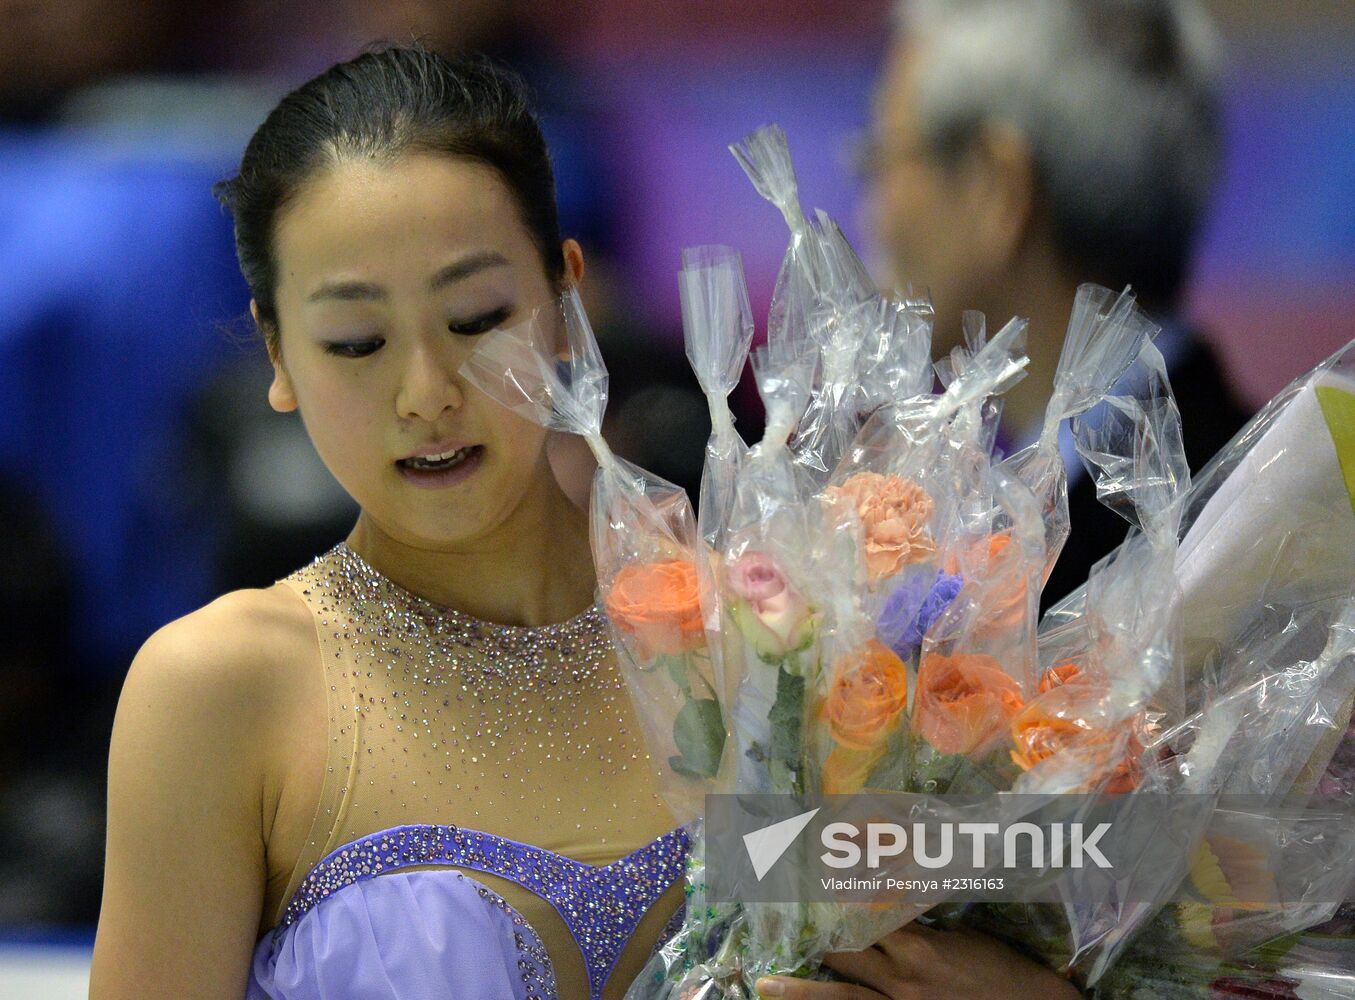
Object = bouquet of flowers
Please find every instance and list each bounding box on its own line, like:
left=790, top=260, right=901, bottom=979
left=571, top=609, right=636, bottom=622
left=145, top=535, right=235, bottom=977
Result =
left=463, top=123, right=1355, bottom=998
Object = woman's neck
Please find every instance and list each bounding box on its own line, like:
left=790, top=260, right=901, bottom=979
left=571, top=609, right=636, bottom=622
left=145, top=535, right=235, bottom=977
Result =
left=345, top=480, right=597, bottom=628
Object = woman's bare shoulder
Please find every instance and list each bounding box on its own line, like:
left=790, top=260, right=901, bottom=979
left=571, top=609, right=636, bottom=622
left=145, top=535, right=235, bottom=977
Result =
left=139, top=583, right=314, bottom=678
left=124, top=583, right=319, bottom=743
left=159, top=581, right=313, bottom=643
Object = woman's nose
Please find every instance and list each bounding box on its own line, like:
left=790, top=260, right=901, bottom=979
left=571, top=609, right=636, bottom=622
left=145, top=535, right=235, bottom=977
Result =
left=394, top=339, right=465, bottom=422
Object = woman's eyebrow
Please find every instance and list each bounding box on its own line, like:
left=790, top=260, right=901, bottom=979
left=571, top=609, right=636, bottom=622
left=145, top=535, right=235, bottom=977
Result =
left=429, top=251, right=509, bottom=290
left=305, top=252, right=510, bottom=304
left=307, top=279, right=385, bottom=303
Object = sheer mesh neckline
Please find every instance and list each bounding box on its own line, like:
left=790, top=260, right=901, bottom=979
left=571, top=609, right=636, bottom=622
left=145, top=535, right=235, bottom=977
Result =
left=333, top=542, right=603, bottom=638
left=273, top=543, right=678, bottom=1000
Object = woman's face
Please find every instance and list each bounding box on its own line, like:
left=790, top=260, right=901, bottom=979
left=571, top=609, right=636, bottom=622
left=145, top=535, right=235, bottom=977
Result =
left=265, top=152, right=576, bottom=550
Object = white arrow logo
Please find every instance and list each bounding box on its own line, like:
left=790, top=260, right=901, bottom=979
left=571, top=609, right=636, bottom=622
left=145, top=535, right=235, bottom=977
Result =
left=743, top=808, right=820, bottom=880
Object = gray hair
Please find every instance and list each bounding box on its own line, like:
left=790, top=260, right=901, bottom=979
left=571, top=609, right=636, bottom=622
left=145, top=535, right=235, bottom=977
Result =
left=896, top=0, right=1224, bottom=308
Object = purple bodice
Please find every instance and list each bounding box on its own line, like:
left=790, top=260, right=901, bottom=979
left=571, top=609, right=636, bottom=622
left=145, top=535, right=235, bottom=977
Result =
left=247, top=823, right=689, bottom=1000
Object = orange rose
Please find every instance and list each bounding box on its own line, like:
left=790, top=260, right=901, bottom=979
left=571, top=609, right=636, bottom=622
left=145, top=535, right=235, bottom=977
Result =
left=604, top=559, right=705, bottom=660
left=822, top=747, right=880, bottom=796
left=912, top=652, right=1024, bottom=757
left=822, top=639, right=910, bottom=749
left=1009, top=703, right=1086, bottom=771
left=944, top=532, right=1029, bottom=634
left=820, top=640, right=909, bottom=795
left=1010, top=692, right=1143, bottom=794
left=1079, top=733, right=1143, bottom=794
left=824, top=472, right=935, bottom=583
left=1037, top=662, right=1084, bottom=694
left=943, top=532, right=1014, bottom=575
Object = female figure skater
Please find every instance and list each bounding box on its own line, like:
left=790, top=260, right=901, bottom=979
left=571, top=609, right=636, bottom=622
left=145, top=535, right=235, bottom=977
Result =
left=91, top=46, right=1078, bottom=1000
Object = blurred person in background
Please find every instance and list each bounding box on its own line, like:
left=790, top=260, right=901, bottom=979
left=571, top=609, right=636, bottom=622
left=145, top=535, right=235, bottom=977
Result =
left=0, top=0, right=178, bottom=121
left=866, top=0, right=1252, bottom=604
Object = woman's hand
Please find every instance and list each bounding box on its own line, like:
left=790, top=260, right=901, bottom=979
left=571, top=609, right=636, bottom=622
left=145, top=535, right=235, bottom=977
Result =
left=753, top=923, right=1081, bottom=1000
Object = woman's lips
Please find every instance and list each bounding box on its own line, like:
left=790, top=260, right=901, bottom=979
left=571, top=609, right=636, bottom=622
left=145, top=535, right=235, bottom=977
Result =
left=395, top=444, right=484, bottom=489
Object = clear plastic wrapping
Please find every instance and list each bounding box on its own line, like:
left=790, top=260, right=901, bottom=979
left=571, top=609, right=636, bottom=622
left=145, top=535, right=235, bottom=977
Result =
left=680, top=244, right=755, bottom=555
left=1000, top=284, right=1159, bottom=586
left=731, top=124, right=884, bottom=482
left=461, top=289, right=721, bottom=822
left=680, top=245, right=757, bottom=763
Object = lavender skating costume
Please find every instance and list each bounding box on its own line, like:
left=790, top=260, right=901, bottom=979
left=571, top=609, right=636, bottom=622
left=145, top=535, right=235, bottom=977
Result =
left=245, top=545, right=688, bottom=999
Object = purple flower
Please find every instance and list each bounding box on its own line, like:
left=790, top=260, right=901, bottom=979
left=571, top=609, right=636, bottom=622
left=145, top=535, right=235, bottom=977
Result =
left=877, top=570, right=963, bottom=659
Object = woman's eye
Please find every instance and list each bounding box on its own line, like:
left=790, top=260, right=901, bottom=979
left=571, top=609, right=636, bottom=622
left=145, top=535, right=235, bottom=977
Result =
left=323, top=339, right=385, bottom=358
left=448, top=306, right=511, bottom=337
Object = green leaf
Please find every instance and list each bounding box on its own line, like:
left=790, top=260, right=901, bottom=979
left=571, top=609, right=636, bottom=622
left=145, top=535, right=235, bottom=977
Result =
left=862, top=724, right=916, bottom=790
left=670, top=697, right=725, bottom=780
left=1248, top=929, right=1303, bottom=966
left=662, top=654, right=691, bottom=696
left=909, top=743, right=1005, bottom=795
left=768, top=667, right=806, bottom=793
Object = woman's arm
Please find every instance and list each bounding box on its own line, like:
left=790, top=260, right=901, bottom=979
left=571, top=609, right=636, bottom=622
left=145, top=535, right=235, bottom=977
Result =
left=90, top=594, right=281, bottom=1000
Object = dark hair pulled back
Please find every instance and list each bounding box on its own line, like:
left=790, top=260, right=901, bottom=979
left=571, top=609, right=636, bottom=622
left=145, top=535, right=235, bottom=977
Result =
left=213, top=45, right=563, bottom=351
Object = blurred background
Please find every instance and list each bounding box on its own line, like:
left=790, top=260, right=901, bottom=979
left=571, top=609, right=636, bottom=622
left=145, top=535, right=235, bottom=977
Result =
left=0, top=0, right=1351, bottom=993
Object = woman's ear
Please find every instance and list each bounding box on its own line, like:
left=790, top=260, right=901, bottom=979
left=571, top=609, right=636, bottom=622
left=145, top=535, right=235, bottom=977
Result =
left=268, top=364, right=298, bottom=414
left=562, top=238, right=585, bottom=286
left=550, top=241, right=587, bottom=359
left=253, top=299, right=297, bottom=413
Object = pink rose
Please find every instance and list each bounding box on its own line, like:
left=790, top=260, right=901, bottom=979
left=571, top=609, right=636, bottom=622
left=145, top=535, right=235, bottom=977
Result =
left=727, top=551, right=787, bottom=606
left=726, top=551, right=813, bottom=659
